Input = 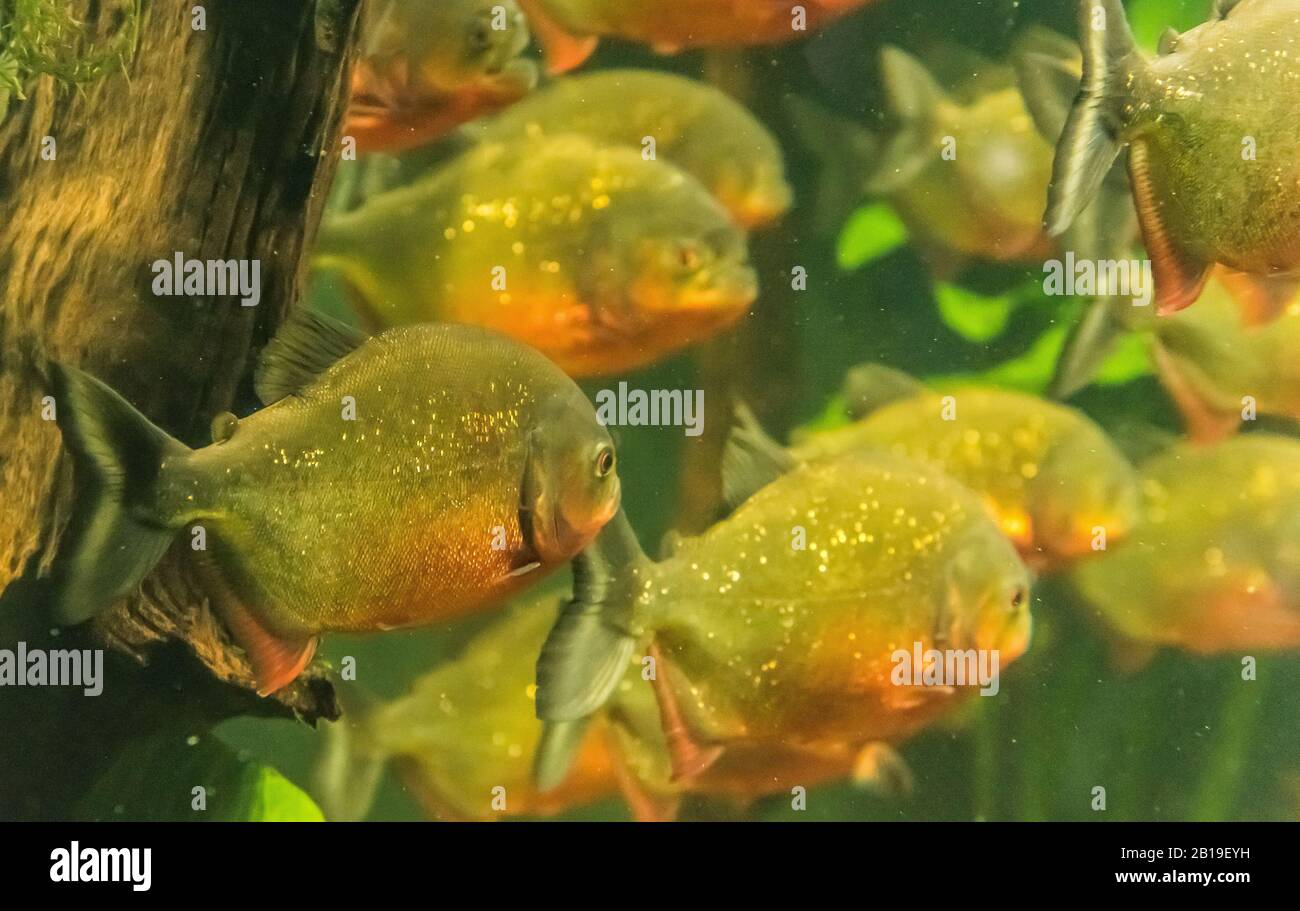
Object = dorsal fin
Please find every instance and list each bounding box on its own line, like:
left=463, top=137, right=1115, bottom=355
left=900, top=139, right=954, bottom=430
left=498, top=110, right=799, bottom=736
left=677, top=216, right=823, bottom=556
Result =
left=255, top=308, right=370, bottom=404
left=840, top=363, right=925, bottom=420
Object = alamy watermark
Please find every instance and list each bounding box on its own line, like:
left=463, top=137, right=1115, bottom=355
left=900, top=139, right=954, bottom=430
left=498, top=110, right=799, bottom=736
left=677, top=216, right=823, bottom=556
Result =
left=891, top=642, right=1001, bottom=696
left=1043, top=252, right=1153, bottom=307
left=595, top=382, right=704, bottom=437
left=151, top=252, right=261, bottom=307
left=0, top=642, right=103, bottom=696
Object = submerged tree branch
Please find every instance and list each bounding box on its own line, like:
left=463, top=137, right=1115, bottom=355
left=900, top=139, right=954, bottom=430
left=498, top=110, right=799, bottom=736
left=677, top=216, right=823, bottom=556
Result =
left=0, top=0, right=361, bottom=816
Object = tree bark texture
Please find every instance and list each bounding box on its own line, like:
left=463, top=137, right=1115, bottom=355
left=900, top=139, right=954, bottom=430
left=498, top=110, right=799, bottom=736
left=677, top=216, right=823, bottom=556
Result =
left=0, top=0, right=362, bottom=817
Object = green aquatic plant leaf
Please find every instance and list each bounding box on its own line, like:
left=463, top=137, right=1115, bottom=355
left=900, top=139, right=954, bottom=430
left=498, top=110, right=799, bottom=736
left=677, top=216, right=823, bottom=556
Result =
left=74, top=731, right=324, bottom=822
left=935, top=282, right=1016, bottom=343
left=836, top=203, right=909, bottom=271
left=1129, top=0, right=1209, bottom=52
left=932, top=322, right=1152, bottom=394
left=0, top=0, right=140, bottom=91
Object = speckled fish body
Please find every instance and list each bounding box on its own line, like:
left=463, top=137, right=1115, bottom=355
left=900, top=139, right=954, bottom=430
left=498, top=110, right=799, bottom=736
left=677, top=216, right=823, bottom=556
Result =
left=1070, top=435, right=1300, bottom=652
left=469, top=69, right=792, bottom=228
left=316, top=136, right=758, bottom=377
left=626, top=455, right=1031, bottom=755
left=790, top=389, right=1140, bottom=567
left=1046, top=0, right=1300, bottom=313
left=346, top=0, right=538, bottom=153
left=180, top=324, right=617, bottom=636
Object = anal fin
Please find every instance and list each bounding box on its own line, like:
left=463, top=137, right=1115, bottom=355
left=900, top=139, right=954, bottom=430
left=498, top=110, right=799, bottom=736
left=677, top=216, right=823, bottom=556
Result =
left=647, top=643, right=723, bottom=783
left=206, top=573, right=318, bottom=696
left=1128, top=142, right=1211, bottom=315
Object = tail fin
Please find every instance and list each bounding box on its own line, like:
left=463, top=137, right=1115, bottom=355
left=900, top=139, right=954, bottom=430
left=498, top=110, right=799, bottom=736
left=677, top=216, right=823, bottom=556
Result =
left=311, top=683, right=390, bottom=821
left=533, top=510, right=646, bottom=790
left=48, top=363, right=190, bottom=626
left=1044, top=0, right=1142, bottom=237
left=783, top=96, right=878, bottom=235
left=865, top=47, right=947, bottom=196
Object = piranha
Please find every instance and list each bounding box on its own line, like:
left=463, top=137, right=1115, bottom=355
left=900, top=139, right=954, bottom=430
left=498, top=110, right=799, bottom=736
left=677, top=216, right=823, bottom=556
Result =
left=313, top=598, right=622, bottom=821
left=532, top=454, right=1033, bottom=803
left=468, top=69, right=792, bottom=229
left=346, top=0, right=538, bottom=154
left=723, top=365, right=1141, bottom=569
left=1045, top=0, right=1300, bottom=315
left=516, top=0, right=873, bottom=74
left=793, top=46, right=1057, bottom=275
left=48, top=310, right=621, bottom=695
left=1150, top=277, right=1300, bottom=443
left=314, top=135, right=758, bottom=378
left=1070, top=434, right=1300, bottom=654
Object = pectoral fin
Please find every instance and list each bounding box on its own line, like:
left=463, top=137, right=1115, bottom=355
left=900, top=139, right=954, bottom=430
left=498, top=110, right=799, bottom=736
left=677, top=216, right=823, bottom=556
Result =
left=1128, top=142, right=1211, bottom=315
left=207, top=575, right=318, bottom=696
left=1150, top=342, right=1241, bottom=443
left=533, top=510, right=647, bottom=789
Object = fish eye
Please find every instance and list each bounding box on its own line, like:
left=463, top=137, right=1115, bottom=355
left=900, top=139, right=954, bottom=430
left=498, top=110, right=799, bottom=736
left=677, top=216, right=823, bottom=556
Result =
left=595, top=445, right=616, bottom=478
left=1010, top=587, right=1027, bottom=610
left=469, top=18, right=494, bottom=52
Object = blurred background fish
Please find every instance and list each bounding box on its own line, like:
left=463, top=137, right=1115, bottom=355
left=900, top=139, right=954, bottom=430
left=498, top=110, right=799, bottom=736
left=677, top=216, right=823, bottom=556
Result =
left=518, top=0, right=876, bottom=73
left=467, top=69, right=793, bottom=229
left=726, top=365, right=1140, bottom=570
left=346, top=0, right=539, bottom=154
left=314, top=136, right=758, bottom=377
left=313, top=600, right=622, bottom=821
left=1070, top=434, right=1300, bottom=656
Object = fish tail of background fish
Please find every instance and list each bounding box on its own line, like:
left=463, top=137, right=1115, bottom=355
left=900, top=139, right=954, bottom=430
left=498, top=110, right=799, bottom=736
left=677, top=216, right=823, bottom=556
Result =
left=1045, top=0, right=1144, bottom=238
left=310, top=683, right=390, bottom=822
left=46, top=363, right=196, bottom=626
left=533, top=509, right=648, bottom=789
left=783, top=96, right=878, bottom=236
left=863, top=47, right=947, bottom=196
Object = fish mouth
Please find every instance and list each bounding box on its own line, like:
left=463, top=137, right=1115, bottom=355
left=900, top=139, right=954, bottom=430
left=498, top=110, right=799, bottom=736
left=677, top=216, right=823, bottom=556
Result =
left=721, top=186, right=794, bottom=230
left=525, top=478, right=621, bottom=565
left=976, top=604, right=1033, bottom=664
left=676, top=266, right=759, bottom=315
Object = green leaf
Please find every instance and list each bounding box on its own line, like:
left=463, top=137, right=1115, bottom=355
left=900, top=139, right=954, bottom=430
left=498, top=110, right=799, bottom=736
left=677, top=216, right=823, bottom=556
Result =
left=935, top=282, right=1017, bottom=343
left=1093, top=328, right=1152, bottom=385
left=1129, top=0, right=1209, bottom=52
left=930, top=323, right=1152, bottom=394
left=836, top=203, right=909, bottom=271
left=74, top=731, right=324, bottom=822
